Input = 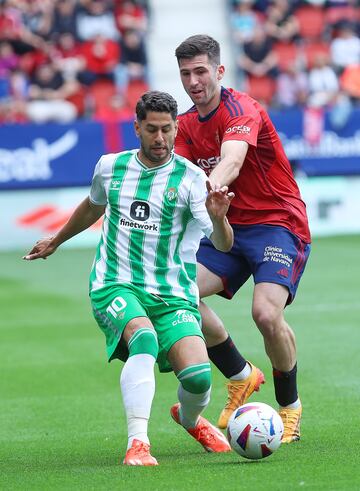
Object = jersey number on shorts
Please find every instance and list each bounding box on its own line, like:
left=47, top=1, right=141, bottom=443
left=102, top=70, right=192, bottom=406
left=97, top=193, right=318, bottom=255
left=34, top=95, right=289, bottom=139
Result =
left=106, top=296, right=127, bottom=319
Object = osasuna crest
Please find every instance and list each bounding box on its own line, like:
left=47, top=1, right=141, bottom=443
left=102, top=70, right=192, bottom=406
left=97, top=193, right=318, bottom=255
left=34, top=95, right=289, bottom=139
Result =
left=166, top=187, right=177, bottom=201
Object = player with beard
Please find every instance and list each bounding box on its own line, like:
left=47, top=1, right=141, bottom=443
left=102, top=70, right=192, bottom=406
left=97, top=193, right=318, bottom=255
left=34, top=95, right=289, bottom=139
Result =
left=24, top=90, right=234, bottom=465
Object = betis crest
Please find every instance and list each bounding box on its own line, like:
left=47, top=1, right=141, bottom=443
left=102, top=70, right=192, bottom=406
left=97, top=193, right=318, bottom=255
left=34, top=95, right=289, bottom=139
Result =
left=166, top=187, right=177, bottom=201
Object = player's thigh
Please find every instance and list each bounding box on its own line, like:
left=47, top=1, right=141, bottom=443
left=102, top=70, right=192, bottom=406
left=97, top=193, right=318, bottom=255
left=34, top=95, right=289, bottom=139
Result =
left=152, top=299, right=204, bottom=373
left=168, top=335, right=208, bottom=373
left=197, top=236, right=251, bottom=299
left=197, top=263, right=223, bottom=297
left=90, top=284, right=150, bottom=361
left=252, top=282, right=289, bottom=320
left=246, top=225, right=311, bottom=305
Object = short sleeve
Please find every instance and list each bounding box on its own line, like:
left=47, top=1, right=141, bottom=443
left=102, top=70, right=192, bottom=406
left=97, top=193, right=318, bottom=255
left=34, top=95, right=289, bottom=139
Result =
left=222, top=114, right=261, bottom=147
left=89, top=156, right=107, bottom=205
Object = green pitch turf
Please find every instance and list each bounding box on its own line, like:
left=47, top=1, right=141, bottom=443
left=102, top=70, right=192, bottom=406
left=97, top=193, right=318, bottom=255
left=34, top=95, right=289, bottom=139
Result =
left=1, top=235, right=359, bottom=490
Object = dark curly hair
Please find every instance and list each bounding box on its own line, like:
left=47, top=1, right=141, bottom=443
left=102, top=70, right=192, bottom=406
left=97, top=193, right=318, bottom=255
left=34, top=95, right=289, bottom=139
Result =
left=136, top=91, right=178, bottom=122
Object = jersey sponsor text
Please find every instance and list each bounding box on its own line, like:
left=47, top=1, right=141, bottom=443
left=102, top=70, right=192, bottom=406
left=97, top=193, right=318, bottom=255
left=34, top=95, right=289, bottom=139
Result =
left=225, top=125, right=251, bottom=135
left=120, top=217, right=158, bottom=231
left=263, top=246, right=293, bottom=267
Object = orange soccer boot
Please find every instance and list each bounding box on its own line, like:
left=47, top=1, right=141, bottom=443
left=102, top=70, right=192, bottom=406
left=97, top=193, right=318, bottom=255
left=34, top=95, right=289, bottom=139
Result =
left=123, top=439, right=158, bottom=466
left=279, top=402, right=302, bottom=443
left=171, top=403, right=231, bottom=453
left=217, top=362, right=265, bottom=429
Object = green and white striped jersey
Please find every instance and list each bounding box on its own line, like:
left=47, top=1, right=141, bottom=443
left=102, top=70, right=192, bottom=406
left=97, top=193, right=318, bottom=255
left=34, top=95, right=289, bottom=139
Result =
left=88, top=150, right=213, bottom=305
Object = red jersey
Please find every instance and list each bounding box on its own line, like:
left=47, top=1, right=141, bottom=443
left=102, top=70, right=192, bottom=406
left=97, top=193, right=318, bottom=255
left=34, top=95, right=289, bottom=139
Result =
left=175, top=87, right=311, bottom=243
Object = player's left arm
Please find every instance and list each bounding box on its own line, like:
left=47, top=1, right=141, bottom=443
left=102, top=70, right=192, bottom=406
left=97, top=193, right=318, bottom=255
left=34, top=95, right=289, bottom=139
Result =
left=189, top=172, right=234, bottom=252
left=208, top=140, right=249, bottom=187
left=206, top=181, right=234, bottom=252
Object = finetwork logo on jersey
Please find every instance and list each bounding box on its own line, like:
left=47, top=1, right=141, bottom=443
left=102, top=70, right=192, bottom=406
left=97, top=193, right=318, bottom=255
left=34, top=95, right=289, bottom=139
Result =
left=130, top=201, right=150, bottom=221
left=120, top=200, right=158, bottom=231
left=225, top=125, right=251, bottom=135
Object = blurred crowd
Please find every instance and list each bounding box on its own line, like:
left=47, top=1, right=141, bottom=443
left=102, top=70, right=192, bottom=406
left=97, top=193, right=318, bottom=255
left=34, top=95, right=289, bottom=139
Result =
left=0, top=0, right=149, bottom=124
left=1, top=0, right=360, bottom=127
left=229, top=0, right=360, bottom=130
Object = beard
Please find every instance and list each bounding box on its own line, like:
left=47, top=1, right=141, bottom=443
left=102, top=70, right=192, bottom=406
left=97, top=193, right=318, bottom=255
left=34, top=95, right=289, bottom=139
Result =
left=142, top=144, right=171, bottom=164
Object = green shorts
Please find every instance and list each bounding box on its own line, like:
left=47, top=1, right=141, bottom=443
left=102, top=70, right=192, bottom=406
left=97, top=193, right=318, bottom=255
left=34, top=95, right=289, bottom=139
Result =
left=90, top=283, right=203, bottom=373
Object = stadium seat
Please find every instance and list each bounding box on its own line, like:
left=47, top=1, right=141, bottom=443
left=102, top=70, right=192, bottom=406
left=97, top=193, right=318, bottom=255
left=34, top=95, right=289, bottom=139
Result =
left=67, top=85, right=86, bottom=117
left=273, top=42, right=300, bottom=71
left=125, top=79, right=150, bottom=110
left=295, top=6, right=325, bottom=40
left=246, top=75, right=276, bottom=106
left=325, top=6, right=358, bottom=27
left=302, top=42, right=330, bottom=69
left=87, top=80, right=117, bottom=111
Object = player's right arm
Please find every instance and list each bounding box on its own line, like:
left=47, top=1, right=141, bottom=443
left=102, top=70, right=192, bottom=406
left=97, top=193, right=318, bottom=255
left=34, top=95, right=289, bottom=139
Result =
left=209, top=101, right=261, bottom=187
left=24, top=155, right=109, bottom=261
left=23, top=197, right=105, bottom=260
left=209, top=140, right=249, bottom=187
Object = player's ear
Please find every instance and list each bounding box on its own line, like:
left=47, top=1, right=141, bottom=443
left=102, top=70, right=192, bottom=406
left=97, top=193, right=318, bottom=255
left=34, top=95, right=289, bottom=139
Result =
left=174, top=119, right=179, bottom=136
left=217, top=64, right=225, bottom=81
left=134, top=119, right=140, bottom=137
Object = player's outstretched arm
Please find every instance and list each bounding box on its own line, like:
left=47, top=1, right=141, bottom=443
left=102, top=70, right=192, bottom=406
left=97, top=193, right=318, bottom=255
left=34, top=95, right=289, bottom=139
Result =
left=206, top=180, right=234, bottom=252
left=23, top=197, right=105, bottom=261
left=208, top=140, right=248, bottom=187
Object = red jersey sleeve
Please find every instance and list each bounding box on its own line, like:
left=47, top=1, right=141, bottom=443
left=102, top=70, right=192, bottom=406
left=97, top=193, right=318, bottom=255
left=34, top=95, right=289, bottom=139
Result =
left=222, top=114, right=261, bottom=147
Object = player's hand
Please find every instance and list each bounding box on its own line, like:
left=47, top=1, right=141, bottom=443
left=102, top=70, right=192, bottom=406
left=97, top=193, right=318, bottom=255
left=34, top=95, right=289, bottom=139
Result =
left=205, top=180, right=234, bottom=220
left=22, top=237, right=58, bottom=261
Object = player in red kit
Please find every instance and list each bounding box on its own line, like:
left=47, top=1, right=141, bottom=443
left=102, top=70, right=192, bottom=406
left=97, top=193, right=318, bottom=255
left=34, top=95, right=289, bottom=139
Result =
left=174, top=35, right=311, bottom=443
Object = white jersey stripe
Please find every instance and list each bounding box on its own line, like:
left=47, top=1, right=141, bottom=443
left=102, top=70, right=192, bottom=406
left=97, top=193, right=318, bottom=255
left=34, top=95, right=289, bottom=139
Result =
left=89, top=151, right=213, bottom=305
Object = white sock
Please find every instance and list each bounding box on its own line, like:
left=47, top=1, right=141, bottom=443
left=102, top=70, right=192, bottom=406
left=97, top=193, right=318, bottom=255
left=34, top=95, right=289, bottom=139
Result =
left=280, top=398, right=301, bottom=410
left=229, top=362, right=252, bottom=381
left=120, top=353, right=156, bottom=449
left=177, top=384, right=211, bottom=429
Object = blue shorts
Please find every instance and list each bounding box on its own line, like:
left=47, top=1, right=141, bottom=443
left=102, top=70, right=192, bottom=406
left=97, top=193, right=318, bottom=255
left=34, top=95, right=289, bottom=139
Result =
left=197, top=224, right=311, bottom=305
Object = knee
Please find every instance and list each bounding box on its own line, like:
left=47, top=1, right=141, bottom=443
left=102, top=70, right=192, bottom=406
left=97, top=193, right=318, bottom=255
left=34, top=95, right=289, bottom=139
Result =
left=128, top=328, right=159, bottom=359
left=177, top=362, right=212, bottom=394
left=252, top=305, right=280, bottom=337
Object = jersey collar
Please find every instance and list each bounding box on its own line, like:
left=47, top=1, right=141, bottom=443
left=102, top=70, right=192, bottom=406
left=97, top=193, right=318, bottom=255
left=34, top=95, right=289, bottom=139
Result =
left=135, top=151, right=175, bottom=171
left=197, top=87, right=224, bottom=122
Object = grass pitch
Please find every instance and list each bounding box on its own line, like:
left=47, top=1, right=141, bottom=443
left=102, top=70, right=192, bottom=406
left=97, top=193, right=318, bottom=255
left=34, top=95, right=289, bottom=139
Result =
left=1, top=235, right=360, bottom=490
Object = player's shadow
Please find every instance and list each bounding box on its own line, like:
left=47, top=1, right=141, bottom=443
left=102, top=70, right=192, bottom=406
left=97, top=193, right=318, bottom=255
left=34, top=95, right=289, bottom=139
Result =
left=212, top=459, right=273, bottom=466
left=157, top=451, right=205, bottom=458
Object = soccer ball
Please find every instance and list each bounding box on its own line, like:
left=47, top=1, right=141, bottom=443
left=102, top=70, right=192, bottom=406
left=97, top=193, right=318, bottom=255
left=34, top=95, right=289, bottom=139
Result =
left=227, top=402, right=284, bottom=460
